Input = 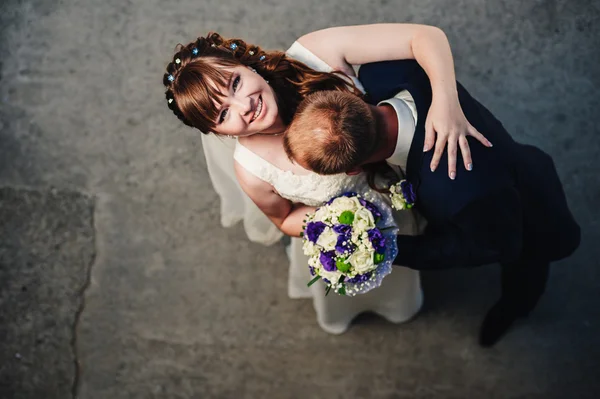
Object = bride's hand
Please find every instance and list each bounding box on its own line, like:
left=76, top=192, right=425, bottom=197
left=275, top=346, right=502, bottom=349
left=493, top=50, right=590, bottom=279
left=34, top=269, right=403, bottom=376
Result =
left=424, top=93, right=493, bottom=179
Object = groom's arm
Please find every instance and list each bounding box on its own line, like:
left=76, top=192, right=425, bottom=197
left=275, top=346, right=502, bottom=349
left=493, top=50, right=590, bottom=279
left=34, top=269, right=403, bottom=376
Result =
left=395, top=187, right=523, bottom=269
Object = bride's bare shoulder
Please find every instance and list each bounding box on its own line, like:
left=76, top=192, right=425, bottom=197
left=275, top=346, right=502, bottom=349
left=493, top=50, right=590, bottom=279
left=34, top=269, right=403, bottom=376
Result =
left=239, top=134, right=287, bottom=165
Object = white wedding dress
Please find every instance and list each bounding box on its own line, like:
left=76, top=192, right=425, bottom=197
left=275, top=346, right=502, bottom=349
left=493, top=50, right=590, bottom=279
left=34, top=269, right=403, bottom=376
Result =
left=201, top=42, right=423, bottom=334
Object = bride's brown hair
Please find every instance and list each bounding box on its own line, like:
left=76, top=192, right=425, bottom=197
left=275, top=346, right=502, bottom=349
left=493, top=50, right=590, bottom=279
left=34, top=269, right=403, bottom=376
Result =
left=163, top=32, right=363, bottom=133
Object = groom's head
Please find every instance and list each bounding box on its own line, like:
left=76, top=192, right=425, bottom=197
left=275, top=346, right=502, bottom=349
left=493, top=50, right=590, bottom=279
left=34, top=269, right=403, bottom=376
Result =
left=283, top=91, right=379, bottom=175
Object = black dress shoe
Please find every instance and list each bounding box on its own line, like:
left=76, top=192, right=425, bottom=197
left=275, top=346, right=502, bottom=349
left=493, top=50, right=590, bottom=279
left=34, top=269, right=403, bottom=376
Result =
left=479, top=299, right=528, bottom=347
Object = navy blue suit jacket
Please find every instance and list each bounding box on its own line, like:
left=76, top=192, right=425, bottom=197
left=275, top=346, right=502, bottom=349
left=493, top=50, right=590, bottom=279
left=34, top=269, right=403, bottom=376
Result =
left=358, top=60, right=579, bottom=269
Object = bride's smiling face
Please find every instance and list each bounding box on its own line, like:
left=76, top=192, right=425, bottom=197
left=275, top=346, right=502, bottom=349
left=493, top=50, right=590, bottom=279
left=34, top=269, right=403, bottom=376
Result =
left=210, top=65, right=284, bottom=137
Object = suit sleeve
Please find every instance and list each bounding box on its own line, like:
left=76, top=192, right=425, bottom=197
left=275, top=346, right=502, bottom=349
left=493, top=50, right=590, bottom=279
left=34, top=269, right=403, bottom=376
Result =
left=395, top=187, right=523, bottom=270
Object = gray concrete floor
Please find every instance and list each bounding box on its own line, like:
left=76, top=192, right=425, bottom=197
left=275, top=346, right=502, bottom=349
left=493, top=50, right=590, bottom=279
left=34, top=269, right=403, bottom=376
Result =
left=0, top=0, right=599, bottom=398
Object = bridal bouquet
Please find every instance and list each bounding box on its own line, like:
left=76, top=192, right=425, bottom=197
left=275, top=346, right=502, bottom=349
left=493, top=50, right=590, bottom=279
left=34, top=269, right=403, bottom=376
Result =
left=301, top=192, right=399, bottom=296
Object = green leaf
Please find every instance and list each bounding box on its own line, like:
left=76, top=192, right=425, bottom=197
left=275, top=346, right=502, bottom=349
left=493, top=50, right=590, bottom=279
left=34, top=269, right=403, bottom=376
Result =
left=374, top=252, right=385, bottom=264
left=338, top=211, right=355, bottom=225
left=338, top=285, right=346, bottom=295
left=325, top=285, right=332, bottom=296
left=307, top=275, right=321, bottom=287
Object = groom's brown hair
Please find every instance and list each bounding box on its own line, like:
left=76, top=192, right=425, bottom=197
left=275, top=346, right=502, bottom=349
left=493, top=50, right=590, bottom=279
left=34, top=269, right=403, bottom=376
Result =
left=283, top=91, right=378, bottom=175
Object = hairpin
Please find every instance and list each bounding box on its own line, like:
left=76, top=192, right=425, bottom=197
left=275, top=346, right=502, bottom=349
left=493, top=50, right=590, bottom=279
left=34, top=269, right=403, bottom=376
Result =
left=167, top=74, right=174, bottom=82
left=211, top=43, right=216, bottom=47
left=168, top=98, right=174, bottom=104
left=230, top=43, right=238, bottom=50
left=259, top=55, right=266, bottom=61
left=175, top=58, right=181, bottom=64
left=192, top=48, right=199, bottom=55
left=248, top=50, right=255, bottom=55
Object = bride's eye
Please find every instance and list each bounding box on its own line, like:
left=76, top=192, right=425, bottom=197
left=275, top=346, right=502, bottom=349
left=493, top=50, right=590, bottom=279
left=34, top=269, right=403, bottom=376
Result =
left=218, top=108, right=228, bottom=123
left=217, top=76, right=240, bottom=124
left=232, top=76, right=240, bottom=92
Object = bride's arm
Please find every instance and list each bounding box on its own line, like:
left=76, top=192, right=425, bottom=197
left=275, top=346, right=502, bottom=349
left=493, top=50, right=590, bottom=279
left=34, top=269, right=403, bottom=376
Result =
left=234, top=162, right=315, bottom=237
left=298, top=23, right=492, bottom=179
left=298, top=24, right=448, bottom=77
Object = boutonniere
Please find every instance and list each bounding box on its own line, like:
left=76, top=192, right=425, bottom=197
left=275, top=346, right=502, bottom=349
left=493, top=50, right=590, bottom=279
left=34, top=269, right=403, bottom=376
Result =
left=389, top=180, right=416, bottom=210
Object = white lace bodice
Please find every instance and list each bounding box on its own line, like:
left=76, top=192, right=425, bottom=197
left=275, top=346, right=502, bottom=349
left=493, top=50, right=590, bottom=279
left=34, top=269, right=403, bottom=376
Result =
left=233, top=142, right=370, bottom=206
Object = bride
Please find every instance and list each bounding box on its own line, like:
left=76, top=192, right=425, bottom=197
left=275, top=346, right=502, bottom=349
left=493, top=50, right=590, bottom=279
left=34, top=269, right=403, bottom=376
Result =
left=162, top=24, right=490, bottom=333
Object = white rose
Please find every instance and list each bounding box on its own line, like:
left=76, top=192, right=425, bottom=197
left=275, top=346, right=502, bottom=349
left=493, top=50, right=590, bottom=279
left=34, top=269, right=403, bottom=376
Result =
left=316, top=227, right=337, bottom=251
left=319, top=268, right=344, bottom=286
left=391, top=194, right=407, bottom=210
left=313, top=207, right=331, bottom=223
left=353, top=208, right=376, bottom=231
left=302, top=240, right=320, bottom=257
left=348, top=248, right=376, bottom=274
left=329, top=196, right=361, bottom=213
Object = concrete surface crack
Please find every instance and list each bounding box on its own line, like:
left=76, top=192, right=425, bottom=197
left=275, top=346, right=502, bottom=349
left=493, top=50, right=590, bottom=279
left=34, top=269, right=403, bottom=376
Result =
left=70, top=196, right=97, bottom=399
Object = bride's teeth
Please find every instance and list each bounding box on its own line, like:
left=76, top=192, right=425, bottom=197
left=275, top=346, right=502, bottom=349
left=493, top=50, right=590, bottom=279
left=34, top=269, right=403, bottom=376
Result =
left=252, top=98, right=262, bottom=121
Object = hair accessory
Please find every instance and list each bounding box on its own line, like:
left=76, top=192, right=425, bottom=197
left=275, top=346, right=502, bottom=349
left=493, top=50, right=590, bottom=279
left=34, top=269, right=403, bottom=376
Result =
left=249, top=67, right=257, bottom=73
left=211, top=43, right=216, bottom=47
left=168, top=98, right=174, bottom=104
left=259, top=55, right=266, bottom=61
left=248, top=50, right=255, bottom=55
left=229, top=43, right=238, bottom=50
left=192, top=48, right=199, bottom=55
left=167, top=74, right=175, bottom=82
left=175, top=58, right=181, bottom=64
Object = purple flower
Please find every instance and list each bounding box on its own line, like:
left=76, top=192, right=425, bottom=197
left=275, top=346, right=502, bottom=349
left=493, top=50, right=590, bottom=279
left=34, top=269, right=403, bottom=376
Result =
left=305, top=221, right=326, bottom=243
left=359, top=198, right=382, bottom=221
left=333, top=224, right=352, bottom=235
left=333, top=224, right=355, bottom=254
left=319, top=251, right=337, bottom=272
left=400, top=180, right=416, bottom=204
left=368, top=228, right=386, bottom=254
left=347, top=272, right=372, bottom=283
left=309, top=266, right=316, bottom=276
left=335, top=234, right=355, bottom=255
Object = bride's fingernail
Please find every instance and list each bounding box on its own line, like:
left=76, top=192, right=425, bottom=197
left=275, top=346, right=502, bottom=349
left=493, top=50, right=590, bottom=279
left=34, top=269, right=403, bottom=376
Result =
left=488, top=141, right=493, bottom=147
left=467, top=163, right=473, bottom=171
left=450, top=171, right=456, bottom=180
left=423, top=145, right=430, bottom=152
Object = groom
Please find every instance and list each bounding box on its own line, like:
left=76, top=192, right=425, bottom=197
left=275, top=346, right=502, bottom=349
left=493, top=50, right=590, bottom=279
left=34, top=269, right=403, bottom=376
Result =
left=284, top=60, right=580, bottom=346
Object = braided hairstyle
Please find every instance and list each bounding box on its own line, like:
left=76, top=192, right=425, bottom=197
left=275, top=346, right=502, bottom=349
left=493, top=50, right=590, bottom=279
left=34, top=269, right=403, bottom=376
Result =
left=163, top=32, right=363, bottom=134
